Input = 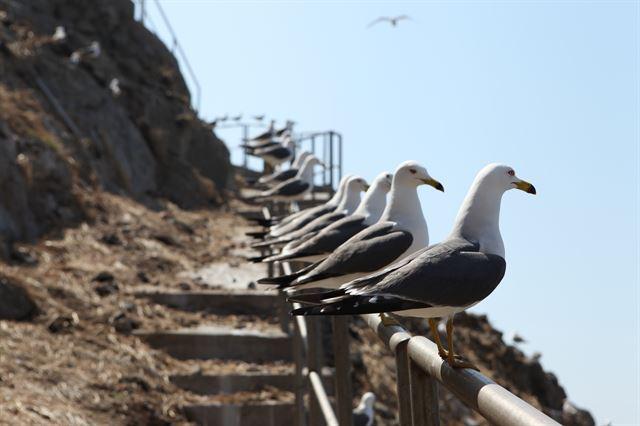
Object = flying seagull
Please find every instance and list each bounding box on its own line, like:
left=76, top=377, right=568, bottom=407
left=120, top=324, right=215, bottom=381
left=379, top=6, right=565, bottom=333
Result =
left=258, top=161, right=443, bottom=289
left=292, top=163, right=536, bottom=369
left=367, top=15, right=411, bottom=28
left=251, top=176, right=369, bottom=251
left=252, top=155, right=324, bottom=202
left=263, top=172, right=392, bottom=263
left=353, top=392, right=376, bottom=426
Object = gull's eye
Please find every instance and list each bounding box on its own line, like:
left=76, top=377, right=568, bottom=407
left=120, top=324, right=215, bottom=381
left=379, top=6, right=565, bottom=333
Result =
left=409, top=169, right=417, bottom=174
left=507, top=170, right=515, bottom=176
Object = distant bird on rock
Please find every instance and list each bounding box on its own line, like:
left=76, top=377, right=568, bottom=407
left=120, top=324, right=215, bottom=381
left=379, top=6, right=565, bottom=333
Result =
left=52, top=26, right=66, bottom=42
left=509, top=331, right=527, bottom=345
left=70, top=41, right=101, bottom=64
left=367, top=15, right=411, bottom=28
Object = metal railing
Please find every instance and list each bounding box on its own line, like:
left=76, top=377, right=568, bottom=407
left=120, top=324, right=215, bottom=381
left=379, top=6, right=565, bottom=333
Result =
left=294, top=131, right=343, bottom=192
left=262, top=207, right=560, bottom=426
left=135, top=0, right=202, bottom=112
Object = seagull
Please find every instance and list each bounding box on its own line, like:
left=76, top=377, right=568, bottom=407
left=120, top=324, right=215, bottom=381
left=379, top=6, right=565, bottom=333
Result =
left=252, top=174, right=355, bottom=231
left=367, top=15, right=411, bottom=28
left=251, top=176, right=369, bottom=251
left=216, top=114, right=229, bottom=122
left=251, top=156, right=324, bottom=202
left=253, top=114, right=265, bottom=121
left=69, top=41, right=101, bottom=64
left=249, top=119, right=276, bottom=143
left=353, top=392, right=376, bottom=426
left=292, top=163, right=536, bottom=370
left=232, top=114, right=242, bottom=121
left=258, top=161, right=443, bottom=289
left=509, top=331, right=527, bottom=345
left=263, top=172, right=392, bottom=263
left=109, top=78, right=121, bottom=96
left=257, top=151, right=312, bottom=186
left=248, top=136, right=296, bottom=168
left=275, top=120, right=295, bottom=137
left=52, top=26, right=66, bottom=42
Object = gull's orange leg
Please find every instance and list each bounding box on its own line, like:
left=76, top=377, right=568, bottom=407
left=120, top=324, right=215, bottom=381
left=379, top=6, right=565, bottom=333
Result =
left=428, top=318, right=449, bottom=360
left=446, top=317, right=479, bottom=371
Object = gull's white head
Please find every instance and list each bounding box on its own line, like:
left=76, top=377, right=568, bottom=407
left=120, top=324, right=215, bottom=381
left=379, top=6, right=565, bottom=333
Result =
left=283, top=137, right=296, bottom=150
left=358, top=392, right=376, bottom=411
left=393, top=160, right=444, bottom=192
left=346, top=176, right=369, bottom=193
left=372, top=171, right=393, bottom=193
left=474, top=163, right=536, bottom=195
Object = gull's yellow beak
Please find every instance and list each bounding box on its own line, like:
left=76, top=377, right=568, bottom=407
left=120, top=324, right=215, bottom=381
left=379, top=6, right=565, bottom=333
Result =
left=421, top=178, right=444, bottom=192
left=364, top=184, right=370, bottom=191
left=514, top=180, right=536, bottom=194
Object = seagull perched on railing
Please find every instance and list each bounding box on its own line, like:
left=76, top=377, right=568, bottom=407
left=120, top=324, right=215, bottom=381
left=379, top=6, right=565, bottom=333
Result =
left=248, top=136, right=296, bottom=168
left=232, top=114, right=242, bottom=121
left=256, top=151, right=312, bottom=186
left=253, top=114, right=265, bottom=121
left=251, top=176, right=368, bottom=251
left=260, top=161, right=443, bottom=290
left=367, top=15, right=411, bottom=28
left=251, top=156, right=325, bottom=202
left=292, top=164, right=536, bottom=370
left=261, top=172, right=392, bottom=263
left=249, top=174, right=354, bottom=231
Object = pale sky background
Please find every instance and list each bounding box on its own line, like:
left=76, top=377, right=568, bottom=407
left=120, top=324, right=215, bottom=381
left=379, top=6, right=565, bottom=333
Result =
left=139, top=1, right=639, bottom=424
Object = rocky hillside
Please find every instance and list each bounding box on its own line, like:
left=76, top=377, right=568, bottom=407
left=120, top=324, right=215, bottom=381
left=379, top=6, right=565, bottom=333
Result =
left=0, top=0, right=230, bottom=250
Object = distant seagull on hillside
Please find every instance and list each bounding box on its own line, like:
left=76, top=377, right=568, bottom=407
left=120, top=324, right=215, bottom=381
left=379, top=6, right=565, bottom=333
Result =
left=108, top=78, right=121, bottom=96
left=232, top=114, right=242, bottom=121
left=253, top=114, right=265, bottom=121
left=367, top=15, right=412, bottom=29
left=509, top=331, right=527, bottom=345
left=52, top=26, right=66, bottom=42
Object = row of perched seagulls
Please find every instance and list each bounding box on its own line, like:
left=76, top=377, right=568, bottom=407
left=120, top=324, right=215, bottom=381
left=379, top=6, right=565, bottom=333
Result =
left=245, top=150, right=536, bottom=371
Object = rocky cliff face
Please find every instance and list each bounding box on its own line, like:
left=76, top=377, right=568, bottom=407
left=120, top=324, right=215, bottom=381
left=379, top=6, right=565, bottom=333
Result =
left=0, top=0, right=230, bottom=248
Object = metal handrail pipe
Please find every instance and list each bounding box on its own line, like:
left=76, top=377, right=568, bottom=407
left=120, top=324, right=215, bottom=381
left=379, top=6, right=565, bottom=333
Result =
left=309, top=371, right=339, bottom=426
left=363, top=314, right=560, bottom=426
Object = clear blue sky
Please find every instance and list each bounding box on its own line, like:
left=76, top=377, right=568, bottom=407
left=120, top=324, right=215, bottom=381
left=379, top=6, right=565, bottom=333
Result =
left=141, top=1, right=638, bottom=423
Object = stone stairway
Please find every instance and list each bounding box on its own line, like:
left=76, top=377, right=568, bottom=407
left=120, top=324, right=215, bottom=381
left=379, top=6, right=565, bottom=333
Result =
left=133, top=232, right=298, bottom=426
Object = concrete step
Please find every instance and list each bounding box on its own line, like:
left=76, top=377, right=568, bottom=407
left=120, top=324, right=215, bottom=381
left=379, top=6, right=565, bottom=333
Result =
left=135, top=325, right=292, bottom=362
left=136, top=290, right=281, bottom=316
left=183, top=401, right=294, bottom=426
left=171, top=369, right=333, bottom=395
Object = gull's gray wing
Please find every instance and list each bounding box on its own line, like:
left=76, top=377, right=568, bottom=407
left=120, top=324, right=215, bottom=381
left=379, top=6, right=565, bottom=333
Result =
left=361, top=238, right=506, bottom=307
left=258, top=145, right=291, bottom=159
left=292, top=238, right=506, bottom=315
left=294, top=221, right=413, bottom=285
left=273, top=168, right=298, bottom=182
left=277, top=215, right=368, bottom=260
left=268, top=179, right=310, bottom=197
left=352, top=412, right=371, bottom=426
left=284, top=211, right=347, bottom=241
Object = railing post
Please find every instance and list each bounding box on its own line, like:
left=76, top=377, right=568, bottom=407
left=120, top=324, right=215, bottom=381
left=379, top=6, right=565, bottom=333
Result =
left=328, top=132, right=334, bottom=190
left=307, top=317, right=323, bottom=426
left=242, top=124, right=248, bottom=168
left=394, top=339, right=412, bottom=426
left=293, top=316, right=308, bottom=426
left=409, top=360, right=440, bottom=426
left=331, top=316, right=353, bottom=426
